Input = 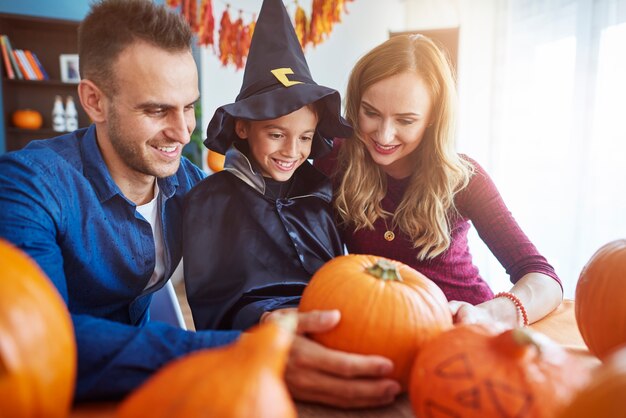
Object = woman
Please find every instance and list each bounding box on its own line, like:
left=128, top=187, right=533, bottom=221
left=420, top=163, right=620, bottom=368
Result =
left=317, top=34, right=562, bottom=327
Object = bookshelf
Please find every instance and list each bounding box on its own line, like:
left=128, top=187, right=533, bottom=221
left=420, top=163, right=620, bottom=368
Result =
left=1, top=13, right=89, bottom=152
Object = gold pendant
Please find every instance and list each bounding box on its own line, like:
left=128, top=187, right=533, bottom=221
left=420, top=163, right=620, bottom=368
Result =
left=384, top=230, right=395, bottom=241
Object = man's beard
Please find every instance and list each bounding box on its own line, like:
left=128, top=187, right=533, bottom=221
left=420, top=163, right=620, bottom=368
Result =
left=107, top=108, right=180, bottom=179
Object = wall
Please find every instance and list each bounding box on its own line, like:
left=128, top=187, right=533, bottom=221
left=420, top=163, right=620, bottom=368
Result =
left=0, top=0, right=90, bottom=20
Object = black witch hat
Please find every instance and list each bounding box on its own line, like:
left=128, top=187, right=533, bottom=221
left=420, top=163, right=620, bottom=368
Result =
left=204, top=0, right=353, bottom=158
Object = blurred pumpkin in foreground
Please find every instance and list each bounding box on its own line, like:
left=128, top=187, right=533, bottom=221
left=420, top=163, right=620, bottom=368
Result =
left=117, top=313, right=298, bottom=418
left=299, top=254, right=452, bottom=390
left=0, top=239, right=76, bottom=418
left=410, top=324, right=591, bottom=418
left=11, top=109, right=43, bottom=130
left=575, top=239, right=626, bottom=360
left=557, top=345, right=626, bottom=418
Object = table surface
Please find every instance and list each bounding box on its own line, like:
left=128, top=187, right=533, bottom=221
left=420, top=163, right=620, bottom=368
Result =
left=71, top=300, right=598, bottom=418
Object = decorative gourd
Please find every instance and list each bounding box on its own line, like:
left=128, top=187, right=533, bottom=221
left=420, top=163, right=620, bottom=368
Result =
left=298, top=254, right=452, bottom=390
left=410, top=324, right=591, bottom=418
left=575, top=239, right=626, bottom=360
left=206, top=149, right=225, bottom=172
left=117, top=314, right=298, bottom=418
left=0, top=239, right=76, bottom=418
left=11, top=109, right=43, bottom=130
left=557, top=345, right=626, bottom=418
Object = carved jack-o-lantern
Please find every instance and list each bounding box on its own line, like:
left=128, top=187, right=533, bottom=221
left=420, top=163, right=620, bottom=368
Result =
left=409, top=324, right=591, bottom=418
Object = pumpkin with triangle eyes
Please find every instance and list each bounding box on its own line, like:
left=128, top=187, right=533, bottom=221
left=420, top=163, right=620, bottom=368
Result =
left=409, top=324, right=591, bottom=418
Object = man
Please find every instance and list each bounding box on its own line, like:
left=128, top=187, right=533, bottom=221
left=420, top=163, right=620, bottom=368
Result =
left=0, top=0, right=399, bottom=407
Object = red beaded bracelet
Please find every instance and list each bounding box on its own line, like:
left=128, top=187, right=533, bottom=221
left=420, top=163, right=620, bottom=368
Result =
left=494, top=291, right=529, bottom=327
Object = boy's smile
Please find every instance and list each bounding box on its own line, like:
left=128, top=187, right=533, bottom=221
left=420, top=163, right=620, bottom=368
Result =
left=235, top=106, right=318, bottom=182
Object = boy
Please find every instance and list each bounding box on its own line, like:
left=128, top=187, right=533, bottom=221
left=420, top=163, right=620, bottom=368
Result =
left=183, top=0, right=353, bottom=330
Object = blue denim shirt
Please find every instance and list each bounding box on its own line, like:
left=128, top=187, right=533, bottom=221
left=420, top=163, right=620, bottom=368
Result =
left=0, top=126, right=239, bottom=401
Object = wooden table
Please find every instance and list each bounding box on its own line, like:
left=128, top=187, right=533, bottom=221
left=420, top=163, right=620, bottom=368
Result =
left=71, top=300, right=598, bottom=418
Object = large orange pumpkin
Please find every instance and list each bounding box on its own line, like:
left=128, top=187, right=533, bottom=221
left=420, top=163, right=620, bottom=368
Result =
left=410, top=324, right=591, bottom=418
left=575, top=239, right=626, bottom=360
left=557, top=345, right=626, bottom=417
left=0, top=239, right=76, bottom=418
left=11, top=109, right=43, bottom=130
left=117, top=313, right=297, bottom=418
left=298, top=254, right=452, bottom=390
left=206, top=150, right=225, bottom=173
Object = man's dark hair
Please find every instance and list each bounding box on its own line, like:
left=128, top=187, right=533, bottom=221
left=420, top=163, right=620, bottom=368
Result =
left=78, top=0, right=193, bottom=94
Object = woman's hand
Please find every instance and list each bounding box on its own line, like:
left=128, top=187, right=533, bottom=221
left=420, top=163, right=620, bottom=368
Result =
left=264, top=308, right=402, bottom=408
left=449, top=300, right=506, bottom=326
left=449, top=273, right=563, bottom=327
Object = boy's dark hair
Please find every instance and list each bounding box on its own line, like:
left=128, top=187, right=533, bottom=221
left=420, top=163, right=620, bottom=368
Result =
left=78, top=0, right=193, bottom=94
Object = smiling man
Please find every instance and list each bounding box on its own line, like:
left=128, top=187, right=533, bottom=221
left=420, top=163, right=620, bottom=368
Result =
left=0, top=0, right=241, bottom=401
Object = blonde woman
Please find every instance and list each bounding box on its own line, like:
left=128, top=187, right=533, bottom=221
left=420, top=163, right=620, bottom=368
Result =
left=317, top=34, right=562, bottom=327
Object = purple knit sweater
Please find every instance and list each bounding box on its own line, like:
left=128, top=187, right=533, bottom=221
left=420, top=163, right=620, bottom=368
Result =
left=316, top=144, right=560, bottom=305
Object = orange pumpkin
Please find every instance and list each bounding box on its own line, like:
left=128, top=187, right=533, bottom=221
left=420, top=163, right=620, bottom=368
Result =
left=298, top=254, right=452, bottom=389
left=575, top=239, right=626, bottom=360
left=11, top=109, right=43, bottom=130
left=206, top=149, right=225, bottom=172
left=410, top=324, right=591, bottom=418
left=117, top=313, right=297, bottom=418
left=0, top=239, right=76, bottom=418
left=557, top=345, right=626, bottom=417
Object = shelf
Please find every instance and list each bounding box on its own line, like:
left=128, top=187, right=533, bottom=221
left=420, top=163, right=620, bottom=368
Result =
left=4, top=78, right=79, bottom=88
left=7, top=127, right=76, bottom=136
left=1, top=12, right=82, bottom=152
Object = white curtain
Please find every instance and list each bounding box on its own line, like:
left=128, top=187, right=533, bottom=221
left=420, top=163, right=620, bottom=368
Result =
left=457, top=0, right=626, bottom=298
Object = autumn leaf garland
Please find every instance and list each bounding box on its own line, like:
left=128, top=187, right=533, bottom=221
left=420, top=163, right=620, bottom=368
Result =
left=168, top=0, right=353, bottom=70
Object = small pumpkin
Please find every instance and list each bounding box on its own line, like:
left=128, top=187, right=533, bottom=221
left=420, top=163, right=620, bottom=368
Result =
left=410, top=324, right=591, bottom=418
left=557, top=345, right=626, bottom=418
left=206, top=149, right=225, bottom=172
left=298, top=254, right=452, bottom=390
left=0, top=239, right=76, bottom=418
left=11, top=109, right=43, bottom=130
left=575, top=239, right=626, bottom=360
left=117, top=313, right=298, bottom=418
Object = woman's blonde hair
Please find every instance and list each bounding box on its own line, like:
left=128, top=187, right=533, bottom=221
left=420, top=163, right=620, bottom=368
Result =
left=335, top=34, right=474, bottom=260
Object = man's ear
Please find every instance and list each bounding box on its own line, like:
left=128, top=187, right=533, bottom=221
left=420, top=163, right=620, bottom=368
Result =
left=234, top=119, right=249, bottom=140
left=78, top=79, right=107, bottom=123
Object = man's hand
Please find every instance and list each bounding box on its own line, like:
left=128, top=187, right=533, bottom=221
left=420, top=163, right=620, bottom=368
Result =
left=277, top=309, right=401, bottom=409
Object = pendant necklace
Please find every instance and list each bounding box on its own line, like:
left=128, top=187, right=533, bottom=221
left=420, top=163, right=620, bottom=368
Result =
left=383, top=218, right=395, bottom=242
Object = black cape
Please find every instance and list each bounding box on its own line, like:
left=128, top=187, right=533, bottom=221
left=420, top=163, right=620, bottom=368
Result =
left=183, top=144, right=343, bottom=330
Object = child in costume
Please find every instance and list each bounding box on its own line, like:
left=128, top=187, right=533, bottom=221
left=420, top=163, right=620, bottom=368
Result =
left=183, top=0, right=352, bottom=330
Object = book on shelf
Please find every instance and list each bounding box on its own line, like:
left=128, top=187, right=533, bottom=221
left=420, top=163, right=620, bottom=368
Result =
left=30, top=52, right=49, bottom=80
left=0, top=34, right=15, bottom=79
left=0, top=34, right=50, bottom=81
left=24, top=50, right=46, bottom=80
left=14, top=49, right=36, bottom=80
left=1, top=34, right=23, bottom=80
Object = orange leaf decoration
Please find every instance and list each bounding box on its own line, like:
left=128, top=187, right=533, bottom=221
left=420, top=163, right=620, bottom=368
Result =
left=218, top=6, right=233, bottom=66
left=231, top=12, right=245, bottom=69
left=237, top=19, right=255, bottom=70
left=197, top=0, right=215, bottom=47
left=169, top=0, right=353, bottom=69
left=294, top=5, right=308, bottom=48
left=309, top=0, right=323, bottom=46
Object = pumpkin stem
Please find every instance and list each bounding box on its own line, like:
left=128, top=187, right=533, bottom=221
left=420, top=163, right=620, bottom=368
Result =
left=496, top=328, right=545, bottom=357
left=366, top=259, right=403, bottom=282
